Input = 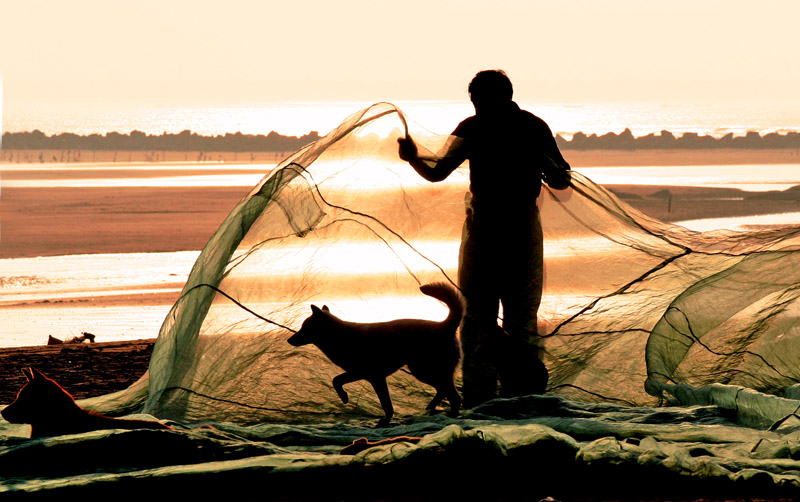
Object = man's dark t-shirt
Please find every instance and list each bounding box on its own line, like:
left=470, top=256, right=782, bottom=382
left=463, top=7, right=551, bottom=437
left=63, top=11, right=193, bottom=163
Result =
left=451, top=101, right=570, bottom=214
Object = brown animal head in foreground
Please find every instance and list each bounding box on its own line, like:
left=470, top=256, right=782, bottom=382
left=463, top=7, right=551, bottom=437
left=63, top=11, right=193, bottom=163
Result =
left=1, top=367, right=171, bottom=438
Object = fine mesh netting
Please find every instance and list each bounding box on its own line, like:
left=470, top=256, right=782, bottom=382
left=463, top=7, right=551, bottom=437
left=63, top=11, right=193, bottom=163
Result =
left=88, top=103, right=800, bottom=427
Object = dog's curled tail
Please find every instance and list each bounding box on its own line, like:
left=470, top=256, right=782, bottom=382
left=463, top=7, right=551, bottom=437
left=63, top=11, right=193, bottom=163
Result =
left=419, top=282, right=464, bottom=331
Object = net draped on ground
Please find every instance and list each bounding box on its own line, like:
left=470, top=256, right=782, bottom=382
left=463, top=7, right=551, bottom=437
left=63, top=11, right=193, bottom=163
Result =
left=86, top=102, right=800, bottom=429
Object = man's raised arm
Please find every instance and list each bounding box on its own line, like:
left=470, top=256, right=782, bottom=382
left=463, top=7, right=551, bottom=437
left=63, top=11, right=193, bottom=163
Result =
left=397, top=136, right=466, bottom=183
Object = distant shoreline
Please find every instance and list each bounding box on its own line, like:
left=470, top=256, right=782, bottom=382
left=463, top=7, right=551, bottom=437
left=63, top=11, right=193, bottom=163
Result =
left=2, top=148, right=799, bottom=167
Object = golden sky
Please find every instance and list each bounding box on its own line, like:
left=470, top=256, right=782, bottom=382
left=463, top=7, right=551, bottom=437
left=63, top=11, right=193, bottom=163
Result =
left=2, top=0, right=799, bottom=109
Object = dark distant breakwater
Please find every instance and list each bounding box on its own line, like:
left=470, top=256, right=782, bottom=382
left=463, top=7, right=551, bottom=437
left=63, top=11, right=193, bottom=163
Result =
left=557, top=129, right=800, bottom=150
left=1, top=130, right=322, bottom=152
left=2, top=128, right=800, bottom=151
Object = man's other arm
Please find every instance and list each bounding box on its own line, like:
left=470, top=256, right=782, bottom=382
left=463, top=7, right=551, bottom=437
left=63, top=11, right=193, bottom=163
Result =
left=539, top=123, right=572, bottom=190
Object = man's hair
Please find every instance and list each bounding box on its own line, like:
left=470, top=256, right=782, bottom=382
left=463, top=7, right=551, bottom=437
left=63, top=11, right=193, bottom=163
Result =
left=468, top=70, right=513, bottom=103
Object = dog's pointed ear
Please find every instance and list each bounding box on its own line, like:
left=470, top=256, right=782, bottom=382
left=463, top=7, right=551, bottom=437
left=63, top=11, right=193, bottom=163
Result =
left=22, top=367, right=45, bottom=382
left=21, top=367, right=34, bottom=382
left=322, top=305, right=330, bottom=312
left=311, top=305, right=322, bottom=315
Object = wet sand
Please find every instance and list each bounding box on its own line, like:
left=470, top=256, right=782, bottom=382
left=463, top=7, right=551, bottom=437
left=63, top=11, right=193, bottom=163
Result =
left=600, top=184, right=800, bottom=223
left=565, top=148, right=800, bottom=166
left=0, top=186, right=247, bottom=258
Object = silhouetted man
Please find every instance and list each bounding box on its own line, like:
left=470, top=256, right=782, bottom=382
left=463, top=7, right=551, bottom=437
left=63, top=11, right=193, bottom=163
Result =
left=398, top=70, right=571, bottom=406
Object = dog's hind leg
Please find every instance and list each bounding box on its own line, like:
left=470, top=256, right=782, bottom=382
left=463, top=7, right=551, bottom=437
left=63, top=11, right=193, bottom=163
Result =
left=367, top=378, right=394, bottom=423
left=446, top=384, right=462, bottom=416
left=428, top=383, right=461, bottom=417
left=332, top=373, right=362, bottom=404
left=426, top=391, right=445, bottom=411
left=425, top=385, right=461, bottom=416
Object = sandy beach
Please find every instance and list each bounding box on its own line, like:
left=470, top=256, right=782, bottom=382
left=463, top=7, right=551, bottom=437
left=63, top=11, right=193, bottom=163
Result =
left=1, top=149, right=799, bottom=398
left=0, top=185, right=247, bottom=258
left=565, top=147, right=800, bottom=166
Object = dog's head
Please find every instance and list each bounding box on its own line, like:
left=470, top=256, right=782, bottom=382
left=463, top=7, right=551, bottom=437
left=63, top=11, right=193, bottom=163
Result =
left=1, top=368, right=76, bottom=425
left=287, top=305, right=331, bottom=347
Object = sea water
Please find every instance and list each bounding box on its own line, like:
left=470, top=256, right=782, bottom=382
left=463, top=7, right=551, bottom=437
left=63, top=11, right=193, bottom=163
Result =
left=0, top=252, right=198, bottom=347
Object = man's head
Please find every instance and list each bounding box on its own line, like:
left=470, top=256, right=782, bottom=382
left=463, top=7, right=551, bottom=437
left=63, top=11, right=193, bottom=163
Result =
left=468, top=70, right=513, bottom=114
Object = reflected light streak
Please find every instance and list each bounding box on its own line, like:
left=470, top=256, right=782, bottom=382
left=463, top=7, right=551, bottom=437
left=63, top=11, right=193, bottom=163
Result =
left=0, top=287, right=182, bottom=306
left=2, top=175, right=267, bottom=188
left=232, top=238, right=624, bottom=280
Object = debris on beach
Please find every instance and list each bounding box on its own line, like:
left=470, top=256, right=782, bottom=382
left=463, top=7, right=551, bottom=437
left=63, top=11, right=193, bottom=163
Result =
left=47, top=332, right=96, bottom=345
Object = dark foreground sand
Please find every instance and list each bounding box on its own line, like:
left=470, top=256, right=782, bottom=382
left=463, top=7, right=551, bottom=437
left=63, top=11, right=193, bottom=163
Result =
left=0, top=339, right=153, bottom=402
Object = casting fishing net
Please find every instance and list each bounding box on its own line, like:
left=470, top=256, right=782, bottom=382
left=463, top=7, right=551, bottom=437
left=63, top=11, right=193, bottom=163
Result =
left=88, top=103, right=800, bottom=428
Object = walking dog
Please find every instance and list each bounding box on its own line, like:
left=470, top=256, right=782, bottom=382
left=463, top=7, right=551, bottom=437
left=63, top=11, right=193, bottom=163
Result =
left=287, top=282, right=463, bottom=423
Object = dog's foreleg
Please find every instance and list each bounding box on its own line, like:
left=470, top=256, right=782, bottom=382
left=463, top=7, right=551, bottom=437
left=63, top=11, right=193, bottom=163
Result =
left=332, top=373, right=361, bottom=404
left=368, top=378, right=394, bottom=423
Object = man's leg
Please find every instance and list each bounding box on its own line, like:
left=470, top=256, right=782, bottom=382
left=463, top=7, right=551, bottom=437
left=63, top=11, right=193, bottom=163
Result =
left=501, top=209, right=543, bottom=347
left=498, top=210, right=546, bottom=395
left=458, top=212, right=500, bottom=408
